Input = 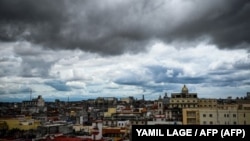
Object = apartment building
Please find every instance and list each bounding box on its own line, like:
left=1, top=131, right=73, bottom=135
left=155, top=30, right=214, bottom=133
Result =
left=169, top=85, right=199, bottom=108
left=198, top=98, right=217, bottom=108
left=183, top=107, right=250, bottom=125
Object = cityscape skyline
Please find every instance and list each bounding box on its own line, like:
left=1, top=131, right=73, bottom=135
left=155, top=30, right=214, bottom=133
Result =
left=0, top=0, right=250, bottom=102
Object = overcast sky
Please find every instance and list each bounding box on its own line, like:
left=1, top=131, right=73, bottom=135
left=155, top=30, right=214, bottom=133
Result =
left=0, top=0, right=250, bottom=102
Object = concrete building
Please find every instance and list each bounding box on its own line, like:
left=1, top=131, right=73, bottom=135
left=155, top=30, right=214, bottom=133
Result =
left=21, top=95, right=47, bottom=115
left=237, top=109, right=250, bottom=125
left=168, top=85, right=198, bottom=122
left=120, top=97, right=135, bottom=104
left=0, top=115, right=41, bottom=130
left=198, top=98, right=217, bottom=108
left=169, top=85, right=198, bottom=108
left=182, top=109, right=199, bottom=125
left=22, top=95, right=45, bottom=107
left=183, top=108, right=250, bottom=125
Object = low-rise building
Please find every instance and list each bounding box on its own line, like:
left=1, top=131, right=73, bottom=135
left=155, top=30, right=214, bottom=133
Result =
left=0, top=115, right=41, bottom=130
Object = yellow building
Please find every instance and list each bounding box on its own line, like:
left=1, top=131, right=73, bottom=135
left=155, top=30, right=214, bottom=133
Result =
left=182, top=108, right=199, bottom=125
left=0, top=115, right=41, bottom=130
left=104, top=108, right=116, bottom=118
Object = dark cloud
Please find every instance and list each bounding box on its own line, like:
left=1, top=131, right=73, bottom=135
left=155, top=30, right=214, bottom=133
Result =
left=144, top=65, right=182, bottom=83
left=0, top=0, right=66, bottom=21
left=20, top=59, right=52, bottom=77
left=144, top=65, right=206, bottom=84
left=114, top=72, right=146, bottom=86
left=208, top=70, right=235, bottom=75
left=207, top=70, right=250, bottom=87
left=114, top=65, right=206, bottom=93
left=0, top=0, right=67, bottom=41
left=0, top=56, right=20, bottom=77
left=166, top=0, right=250, bottom=50
left=233, top=59, right=250, bottom=70
left=0, top=86, right=30, bottom=95
left=45, top=80, right=71, bottom=91
left=13, top=46, right=55, bottom=78
left=0, top=0, right=249, bottom=56
left=171, top=77, right=206, bottom=84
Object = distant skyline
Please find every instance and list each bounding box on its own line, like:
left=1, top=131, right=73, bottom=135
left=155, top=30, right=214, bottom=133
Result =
left=0, top=0, right=250, bottom=102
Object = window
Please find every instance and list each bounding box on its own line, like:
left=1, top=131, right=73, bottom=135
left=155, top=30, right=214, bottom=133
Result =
left=203, top=114, right=206, bottom=117
left=209, top=114, right=213, bottom=117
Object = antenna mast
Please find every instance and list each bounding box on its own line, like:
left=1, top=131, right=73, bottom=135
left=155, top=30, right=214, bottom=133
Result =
left=30, top=88, right=32, bottom=101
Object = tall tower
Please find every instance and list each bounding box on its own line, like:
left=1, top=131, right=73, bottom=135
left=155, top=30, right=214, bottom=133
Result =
left=157, top=95, right=163, bottom=115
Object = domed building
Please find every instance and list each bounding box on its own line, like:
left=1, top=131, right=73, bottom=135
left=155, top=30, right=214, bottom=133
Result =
left=167, top=85, right=199, bottom=122
left=169, top=85, right=198, bottom=108
left=181, top=84, right=189, bottom=95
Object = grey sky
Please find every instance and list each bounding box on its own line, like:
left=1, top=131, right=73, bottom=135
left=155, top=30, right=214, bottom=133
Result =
left=0, top=0, right=249, bottom=102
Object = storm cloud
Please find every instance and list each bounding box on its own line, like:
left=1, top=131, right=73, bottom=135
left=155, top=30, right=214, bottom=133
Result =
left=0, top=0, right=249, bottom=56
left=0, top=0, right=250, bottom=102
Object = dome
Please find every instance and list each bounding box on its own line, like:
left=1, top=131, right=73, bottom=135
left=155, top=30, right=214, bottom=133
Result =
left=181, top=84, right=189, bottom=93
